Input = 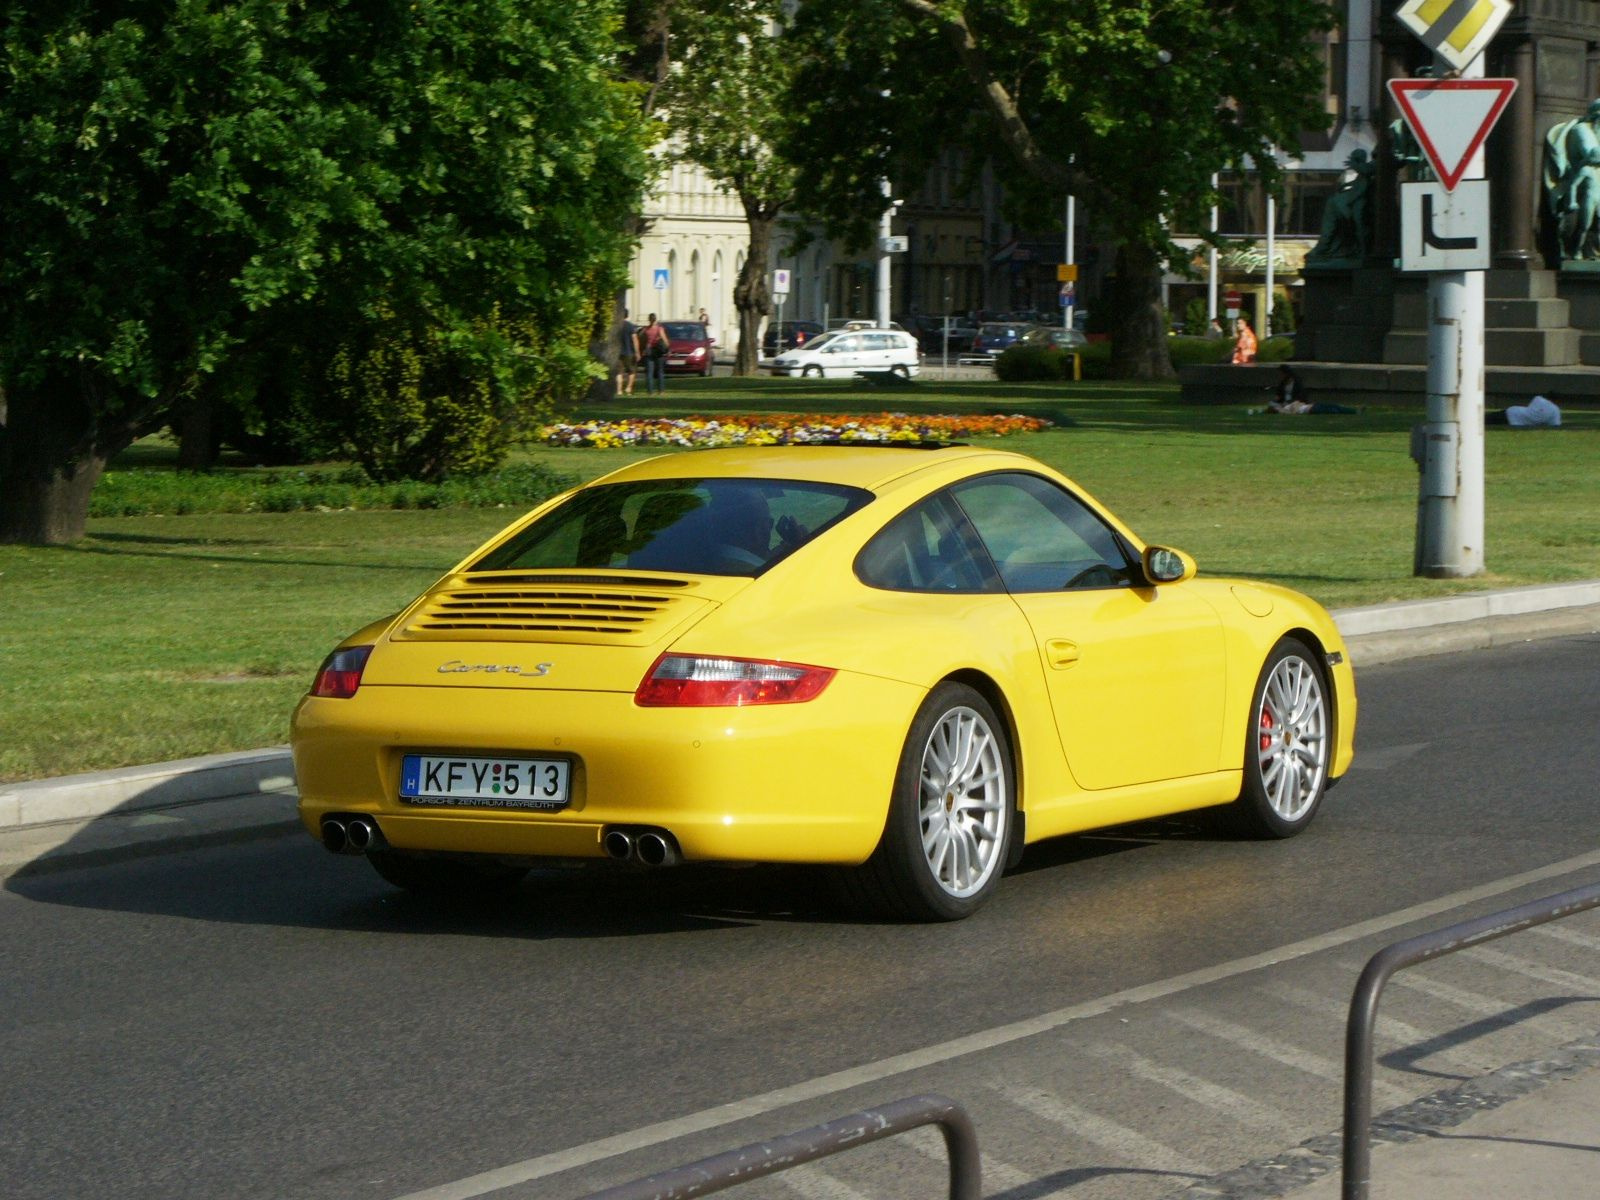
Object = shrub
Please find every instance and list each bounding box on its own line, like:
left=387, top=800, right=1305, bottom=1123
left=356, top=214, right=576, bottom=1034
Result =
left=994, top=344, right=1074, bottom=381
left=89, top=462, right=576, bottom=518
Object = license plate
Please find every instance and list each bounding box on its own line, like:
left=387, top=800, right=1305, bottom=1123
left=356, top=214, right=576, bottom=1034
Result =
left=400, top=754, right=570, bottom=811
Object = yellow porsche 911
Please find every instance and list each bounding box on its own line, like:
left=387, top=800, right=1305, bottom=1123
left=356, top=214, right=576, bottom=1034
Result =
left=292, top=445, right=1356, bottom=921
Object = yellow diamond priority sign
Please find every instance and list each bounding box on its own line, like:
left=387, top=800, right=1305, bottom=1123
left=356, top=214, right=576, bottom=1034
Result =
left=1396, top=0, right=1513, bottom=74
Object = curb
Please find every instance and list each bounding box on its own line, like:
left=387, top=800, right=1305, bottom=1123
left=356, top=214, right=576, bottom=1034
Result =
left=1, top=582, right=1596, bottom=861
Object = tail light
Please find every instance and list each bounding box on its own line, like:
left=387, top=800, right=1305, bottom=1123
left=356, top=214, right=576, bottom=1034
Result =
left=311, top=645, right=373, bottom=699
left=635, top=653, right=835, bottom=707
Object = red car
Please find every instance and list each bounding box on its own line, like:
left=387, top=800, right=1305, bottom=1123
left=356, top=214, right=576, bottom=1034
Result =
left=662, top=320, right=717, bottom=376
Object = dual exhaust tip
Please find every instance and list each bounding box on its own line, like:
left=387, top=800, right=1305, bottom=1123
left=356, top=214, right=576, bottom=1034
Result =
left=323, top=815, right=679, bottom=868
left=321, top=815, right=383, bottom=856
left=602, top=827, right=681, bottom=867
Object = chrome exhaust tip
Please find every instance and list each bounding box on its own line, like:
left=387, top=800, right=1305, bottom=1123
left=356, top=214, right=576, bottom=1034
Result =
left=636, top=831, right=680, bottom=868
left=320, top=818, right=349, bottom=855
left=345, top=817, right=379, bottom=854
left=602, top=830, right=635, bottom=861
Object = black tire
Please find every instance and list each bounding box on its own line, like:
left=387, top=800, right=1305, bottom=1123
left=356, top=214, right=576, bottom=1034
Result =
left=844, top=682, right=1015, bottom=921
left=1223, top=637, right=1331, bottom=838
left=367, top=849, right=528, bottom=896
left=892, top=364, right=911, bottom=379
left=803, top=365, right=821, bottom=378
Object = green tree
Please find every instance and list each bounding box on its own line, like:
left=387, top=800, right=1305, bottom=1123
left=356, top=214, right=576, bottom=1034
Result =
left=658, top=0, right=801, bottom=375
left=786, top=0, right=1333, bottom=379
left=0, top=0, right=650, bottom=544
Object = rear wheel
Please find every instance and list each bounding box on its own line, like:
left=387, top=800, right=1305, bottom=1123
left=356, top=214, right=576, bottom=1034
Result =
left=892, top=364, right=911, bottom=379
left=846, top=682, right=1014, bottom=921
left=1224, top=638, right=1331, bottom=838
left=367, top=849, right=528, bottom=896
left=802, top=365, right=821, bottom=378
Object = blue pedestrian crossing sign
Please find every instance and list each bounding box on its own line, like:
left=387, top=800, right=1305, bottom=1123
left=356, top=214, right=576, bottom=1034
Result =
left=653, top=268, right=670, bottom=290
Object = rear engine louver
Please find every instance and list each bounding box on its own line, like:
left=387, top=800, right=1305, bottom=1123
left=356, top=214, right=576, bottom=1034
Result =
left=400, top=578, right=697, bottom=643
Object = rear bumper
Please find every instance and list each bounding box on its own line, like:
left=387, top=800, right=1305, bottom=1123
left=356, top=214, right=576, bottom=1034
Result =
left=292, top=671, right=923, bottom=866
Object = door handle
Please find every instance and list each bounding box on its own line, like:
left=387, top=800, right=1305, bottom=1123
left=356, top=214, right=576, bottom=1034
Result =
left=1045, top=638, right=1081, bottom=668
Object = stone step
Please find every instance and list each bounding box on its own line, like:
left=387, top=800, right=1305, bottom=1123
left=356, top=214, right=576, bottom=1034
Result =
left=1486, top=269, right=1559, bottom=299
left=1384, top=327, right=1581, bottom=366
left=1390, top=294, right=1574, bottom=328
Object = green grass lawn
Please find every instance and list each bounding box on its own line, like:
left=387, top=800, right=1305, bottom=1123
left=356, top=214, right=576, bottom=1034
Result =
left=3, top=376, right=1595, bottom=783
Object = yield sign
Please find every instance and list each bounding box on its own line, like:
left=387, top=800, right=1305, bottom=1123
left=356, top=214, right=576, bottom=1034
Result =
left=1388, top=78, right=1517, bottom=191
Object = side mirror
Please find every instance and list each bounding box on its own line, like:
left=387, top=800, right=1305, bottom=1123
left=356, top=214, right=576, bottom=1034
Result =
left=1142, top=545, right=1197, bottom=585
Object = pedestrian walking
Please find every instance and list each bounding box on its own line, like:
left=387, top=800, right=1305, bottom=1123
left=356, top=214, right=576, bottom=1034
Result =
left=616, top=309, right=640, bottom=396
left=640, top=313, right=669, bottom=394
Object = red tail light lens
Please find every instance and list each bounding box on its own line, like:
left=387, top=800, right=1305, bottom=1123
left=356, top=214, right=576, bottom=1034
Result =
left=311, top=645, right=373, bottom=699
left=635, top=654, right=836, bottom=707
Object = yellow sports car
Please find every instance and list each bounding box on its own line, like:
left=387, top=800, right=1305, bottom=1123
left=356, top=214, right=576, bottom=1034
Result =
left=292, top=445, right=1356, bottom=920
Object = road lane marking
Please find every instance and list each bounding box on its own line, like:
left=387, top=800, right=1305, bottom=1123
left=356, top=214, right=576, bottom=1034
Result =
left=392, top=848, right=1600, bottom=1200
left=1530, top=921, right=1600, bottom=952
left=990, top=1081, right=1212, bottom=1178
left=778, top=1166, right=874, bottom=1200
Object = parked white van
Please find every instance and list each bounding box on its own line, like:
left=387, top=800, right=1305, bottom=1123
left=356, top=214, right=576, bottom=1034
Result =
left=767, top=328, right=922, bottom=379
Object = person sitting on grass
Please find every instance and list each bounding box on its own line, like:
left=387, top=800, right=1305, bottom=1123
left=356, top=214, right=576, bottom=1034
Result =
left=1257, top=364, right=1358, bottom=415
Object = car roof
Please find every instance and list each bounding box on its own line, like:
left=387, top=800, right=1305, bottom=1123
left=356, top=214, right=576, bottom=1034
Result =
left=589, top=445, right=1031, bottom=492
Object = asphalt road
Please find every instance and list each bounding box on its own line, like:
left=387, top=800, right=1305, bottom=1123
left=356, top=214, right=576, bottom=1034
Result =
left=3, top=633, right=1600, bottom=1200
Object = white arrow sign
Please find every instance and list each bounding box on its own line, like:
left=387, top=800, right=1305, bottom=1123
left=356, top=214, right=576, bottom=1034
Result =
left=1400, top=180, right=1490, bottom=271
left=1388, top=77, right=1517, bottom=192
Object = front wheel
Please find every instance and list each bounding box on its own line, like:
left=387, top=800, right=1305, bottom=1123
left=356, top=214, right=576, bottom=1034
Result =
left=847, top=682, right=1014, bottom=921
left=1224, top=638, right=1331, bottom=838
left=802, top=365, right=821, bottom=378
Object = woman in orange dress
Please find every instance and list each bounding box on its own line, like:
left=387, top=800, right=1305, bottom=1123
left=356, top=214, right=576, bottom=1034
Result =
left=1232, top=317, right=1257, bottom=364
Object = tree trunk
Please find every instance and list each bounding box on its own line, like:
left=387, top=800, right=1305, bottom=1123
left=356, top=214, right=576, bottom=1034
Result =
left=0, top=384, right=119, bottom=545
left=1108, top=241, right=1176, bottom=381
left=174, top=389, right=218, bottom=471
left=585, top=289, right=625, bottom=404
left=733, top=214, right=775, bottom=376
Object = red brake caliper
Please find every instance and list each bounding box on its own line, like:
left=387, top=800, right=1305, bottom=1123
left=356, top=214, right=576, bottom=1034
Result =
left=1259, top=707, right=1276, bottom=753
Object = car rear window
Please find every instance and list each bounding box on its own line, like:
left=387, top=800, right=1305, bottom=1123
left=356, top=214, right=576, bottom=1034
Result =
left=471, top=478, right=873, bottom=577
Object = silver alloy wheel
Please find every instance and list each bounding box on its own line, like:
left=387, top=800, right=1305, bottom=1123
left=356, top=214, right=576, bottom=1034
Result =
left=917, top=705, right=1008, bottom=898
left=1254, top=654, right=1328, bottom=822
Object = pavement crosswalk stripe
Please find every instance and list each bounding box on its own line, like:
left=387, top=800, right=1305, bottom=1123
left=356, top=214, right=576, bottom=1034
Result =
left=1165, top=1008, right=1412, bottom=1109
left=1080, top=1041, right=1302, bottom=1141
left=990, top=1081, right=1213, bottom=1179
left=1259, top=980, right=1483, bottom=1073
left=1384, top=968, right=1599, bottom=1036
left=1460, top=944, right=1600, bottom=994
left=778, top=1165, right=875, bottom=1200
left=1528, top=922, right=1600, bottom=952
left=902, top=1127, right=1034, bottom=1191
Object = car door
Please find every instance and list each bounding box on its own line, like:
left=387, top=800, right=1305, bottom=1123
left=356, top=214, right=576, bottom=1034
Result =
left=951, top=472, right=1227, bottom=791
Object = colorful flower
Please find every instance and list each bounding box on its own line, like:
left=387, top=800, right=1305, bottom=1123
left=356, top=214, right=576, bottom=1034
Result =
left=542, top=412, right=1051, bottom=448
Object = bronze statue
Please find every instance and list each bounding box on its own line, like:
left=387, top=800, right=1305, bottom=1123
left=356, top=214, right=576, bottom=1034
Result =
left=1543, top=100, right=1600, bottom=261
left=1306, top=149, right=1374, bottom=267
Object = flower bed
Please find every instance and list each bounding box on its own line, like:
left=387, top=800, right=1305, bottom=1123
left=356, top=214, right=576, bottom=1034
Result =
left=542, top=412, right=1052, bottom=448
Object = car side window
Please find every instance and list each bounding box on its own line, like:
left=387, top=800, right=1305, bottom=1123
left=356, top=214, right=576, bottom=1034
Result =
left=951, top=473, right=1137, bottom=592
left=855, top=494, right=1001, bottom=593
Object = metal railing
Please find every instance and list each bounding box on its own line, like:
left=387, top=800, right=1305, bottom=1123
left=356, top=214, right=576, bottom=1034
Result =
left=579, top=1093, right=982, bottom=1200
left=1342, top=879, right=1600, bottom=1200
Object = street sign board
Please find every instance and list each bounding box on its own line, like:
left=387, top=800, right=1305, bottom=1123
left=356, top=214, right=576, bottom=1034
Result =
left=773, top=268, right=791, bottom=296
left=1395, top=0, right=1513, bottom=73
left=1400, top=180, right=1490, bottom=271
left=652, top=268, right=670, bottom=290
left=1224, top=289, right=1242, bottom=317
left=1056, top=264, right=1079, bottom=283
left=879, top=236, right=909, bottom=254
left=1388, top=78, right=1517, bottom=191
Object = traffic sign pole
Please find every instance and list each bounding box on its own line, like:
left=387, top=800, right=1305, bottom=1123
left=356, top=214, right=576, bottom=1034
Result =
left=1418, top=53, right=1486, bottom=578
